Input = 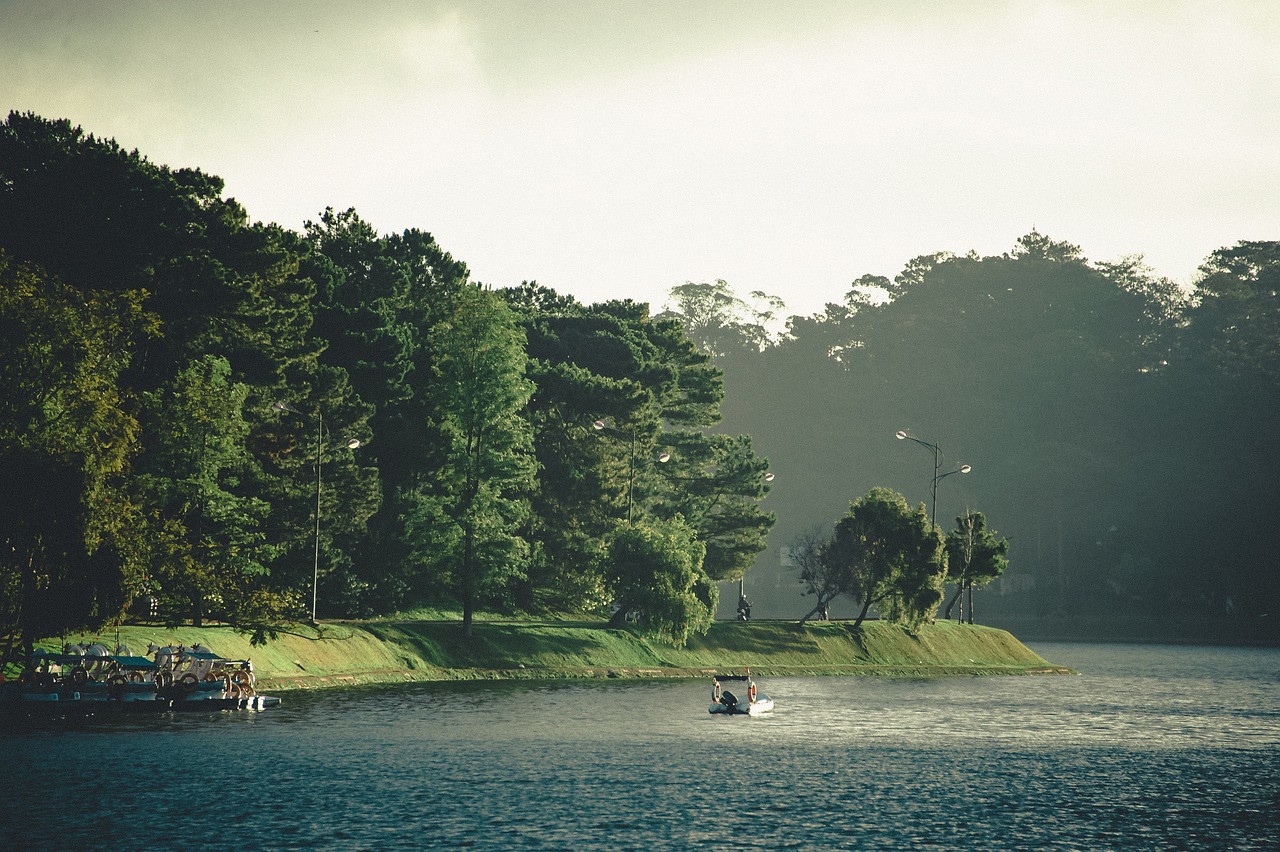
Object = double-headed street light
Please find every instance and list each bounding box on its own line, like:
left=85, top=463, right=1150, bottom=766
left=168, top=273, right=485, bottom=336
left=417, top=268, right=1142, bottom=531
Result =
left=275, top=400, right=362, bottom=623
left=593, top=419, right=669, bottom=524
left=895, top=429, right=971, bottom=528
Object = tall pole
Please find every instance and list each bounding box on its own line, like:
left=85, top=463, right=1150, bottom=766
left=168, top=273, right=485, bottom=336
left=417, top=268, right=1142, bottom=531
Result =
left=594, top=419, right=667, bottom=526
left=313, top=410, right=322, bottom=623
left=897, top=431, right=943, bottom=526
left=275, top=399, right=361, bottom=626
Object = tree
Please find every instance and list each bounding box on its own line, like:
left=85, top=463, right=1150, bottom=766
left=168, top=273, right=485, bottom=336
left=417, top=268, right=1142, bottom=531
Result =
left=0, top=255, right=153, bottom=655
left=304, top=208, right=467, bottom=614
left=606, top=516, right=714, bottom=646
left=1184, top=240, right=1280, bottom=384
left=502, top=285, right=661, bottom=612
left=652, top=431, right=775, bottom=582
left=944, top=511, right=1009, bottom=624
left=135, top=355, right=276, bottom=628
left=791, top=525, right=841, bottom=624
left=827, top=488, right=946, bottom=632
left=656, top=280, right=787, bottom=356
left=405, top=286, right=536, bottom=635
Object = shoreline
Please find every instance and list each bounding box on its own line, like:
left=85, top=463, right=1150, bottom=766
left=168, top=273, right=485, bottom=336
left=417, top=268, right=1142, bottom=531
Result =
left=49, top=618, right=1075, bottom=693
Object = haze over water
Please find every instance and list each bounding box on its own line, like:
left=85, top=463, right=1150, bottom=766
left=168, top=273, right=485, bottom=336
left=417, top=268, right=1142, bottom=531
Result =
left=4, top=642, right=1277, bottom=849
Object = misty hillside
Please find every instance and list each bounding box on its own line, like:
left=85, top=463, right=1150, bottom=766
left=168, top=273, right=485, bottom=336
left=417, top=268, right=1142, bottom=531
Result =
left=696, top=235, right=1278, bottom=631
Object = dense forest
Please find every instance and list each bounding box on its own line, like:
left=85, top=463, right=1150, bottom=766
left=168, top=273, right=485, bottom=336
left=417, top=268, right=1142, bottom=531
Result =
left=0, top=113, right=774, bottom=653
left=663, top=235, right=1278, bottom=629
left=3, top=111, right=1276, bottom=654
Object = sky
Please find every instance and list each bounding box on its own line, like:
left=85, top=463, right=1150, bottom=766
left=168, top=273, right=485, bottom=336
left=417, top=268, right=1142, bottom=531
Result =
left=3, top=0, right=1277, bottom=317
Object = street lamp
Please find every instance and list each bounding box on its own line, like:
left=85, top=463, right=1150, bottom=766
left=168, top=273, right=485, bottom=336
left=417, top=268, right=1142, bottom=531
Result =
left=895, top=429, right=971, bottom=527
left=275, top=400, right=362, bottom=623
left=593, top=419, right=669, bottom=524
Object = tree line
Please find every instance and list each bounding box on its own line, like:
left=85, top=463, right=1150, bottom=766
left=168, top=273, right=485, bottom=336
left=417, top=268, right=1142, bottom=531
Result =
left=661, top=232, right=1278, bottom=628
left=0, top=112, right=776, bottom=656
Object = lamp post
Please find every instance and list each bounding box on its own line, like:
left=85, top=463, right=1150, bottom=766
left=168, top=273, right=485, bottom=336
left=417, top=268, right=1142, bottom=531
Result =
left=593, top=419, right=669, bottom=524
left=275, top=401, right=361, bottom=623
left=895, top=429, right=971, bottom=528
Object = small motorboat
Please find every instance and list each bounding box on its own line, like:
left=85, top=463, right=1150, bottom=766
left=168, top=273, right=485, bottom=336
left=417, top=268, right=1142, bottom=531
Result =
left=708, top=670, right=774, bottom=716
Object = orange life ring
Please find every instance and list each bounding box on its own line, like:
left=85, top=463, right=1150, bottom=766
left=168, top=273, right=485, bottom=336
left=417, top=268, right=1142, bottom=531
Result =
left=230, top=670, right=252, bottom=687
left=178, top=672, right=199, bottom=692
left=748, top=683, right=757, bottom=702
left=713, top=681, right=721, bottom=702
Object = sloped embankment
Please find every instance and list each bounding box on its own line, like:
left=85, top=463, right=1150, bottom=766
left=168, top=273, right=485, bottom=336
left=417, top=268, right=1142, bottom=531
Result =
left=62, top=618, right=1070, bottom=691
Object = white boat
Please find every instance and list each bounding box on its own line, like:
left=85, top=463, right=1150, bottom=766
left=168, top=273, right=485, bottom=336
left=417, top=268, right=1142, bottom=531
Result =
left=708, top=671, right=774, bottom=716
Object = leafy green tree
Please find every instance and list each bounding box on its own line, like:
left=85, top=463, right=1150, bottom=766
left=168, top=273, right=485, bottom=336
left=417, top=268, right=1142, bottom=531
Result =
left=653, top=431, right=775, bottom=582
left=135, top=355, right=276, bottom=627
left=827, top=487, right=945, bottom=632
left=0, top=112, right=317, bottom=392
left=266, top=366, right=380, bottom=620
left=0, top=112, right=345, bottom=630
left=944, top=511, right=1009, bottom=624
left=606, top=516, right=715, bottom=646
left=504, top=287, right=771, bottom=613
left=499, top=285, right=646, bottom=612
left=405, top=287, right=536, bottom=635
left=304, top=208, right=468, bottom=614
left=0, top=255, right=153, bottom=654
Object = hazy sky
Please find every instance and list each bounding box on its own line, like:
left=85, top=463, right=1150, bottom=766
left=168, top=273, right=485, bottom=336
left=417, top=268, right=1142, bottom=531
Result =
left=4, top=1, right=1277, bottom=316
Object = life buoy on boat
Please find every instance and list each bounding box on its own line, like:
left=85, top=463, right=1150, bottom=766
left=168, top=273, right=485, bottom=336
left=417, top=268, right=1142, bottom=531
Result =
left=230, top=670, right=252, bottom=687
left=108, top=673, right=127, bottom=699
left=178, top=672, right=199, bottom=693
left=713, top=681, right=721, bottom=702
left=747, top=683, right=757, bottom=703
left=155, top=670, right=173, bottom=688
left=70, top=666, right=88, bottom=687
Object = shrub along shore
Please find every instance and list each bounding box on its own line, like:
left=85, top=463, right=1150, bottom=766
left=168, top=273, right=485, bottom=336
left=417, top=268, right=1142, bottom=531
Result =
left=51, top=618, right=1071, bottom=691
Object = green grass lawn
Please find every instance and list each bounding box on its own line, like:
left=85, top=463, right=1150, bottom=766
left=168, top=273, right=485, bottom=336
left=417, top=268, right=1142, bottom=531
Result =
left=38, top=616, right=1069, bottom=691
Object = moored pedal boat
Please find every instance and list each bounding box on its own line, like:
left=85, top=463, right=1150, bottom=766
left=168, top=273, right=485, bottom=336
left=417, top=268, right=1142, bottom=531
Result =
left=2, top=643, right=279, bottom=716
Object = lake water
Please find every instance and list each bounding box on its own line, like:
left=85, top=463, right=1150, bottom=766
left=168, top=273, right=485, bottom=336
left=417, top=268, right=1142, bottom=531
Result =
left=4, top=642, right=1278, bottom=849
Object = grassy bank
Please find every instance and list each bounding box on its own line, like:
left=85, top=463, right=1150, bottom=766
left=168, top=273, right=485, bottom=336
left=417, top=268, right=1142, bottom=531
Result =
left=50, top=618, right=1071, bottom=691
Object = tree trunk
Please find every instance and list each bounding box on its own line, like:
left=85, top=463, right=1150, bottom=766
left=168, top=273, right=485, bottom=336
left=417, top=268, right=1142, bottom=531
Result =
left=798, top=593, right=834, bottom=625
left=943, top=585, right=963, bottom=620
left=851, top=596, right=874, bottom=630
left=966, top=581, right=974, bottom=624
left=461, top=520, right=475, bottom=637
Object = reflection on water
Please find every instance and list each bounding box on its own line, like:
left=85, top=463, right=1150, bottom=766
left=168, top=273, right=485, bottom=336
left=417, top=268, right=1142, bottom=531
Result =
left=4, top=642, right=1278, bottom=849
